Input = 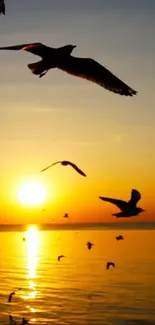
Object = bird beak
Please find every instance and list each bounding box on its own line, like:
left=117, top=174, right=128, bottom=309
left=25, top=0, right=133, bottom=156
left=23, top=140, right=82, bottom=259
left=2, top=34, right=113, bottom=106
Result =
left=73, top=45, right=77, bottom=48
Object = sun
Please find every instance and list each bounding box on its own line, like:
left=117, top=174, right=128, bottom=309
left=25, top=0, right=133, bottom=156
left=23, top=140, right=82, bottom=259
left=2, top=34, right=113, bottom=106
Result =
left=17, top=181, right=47, bottom=207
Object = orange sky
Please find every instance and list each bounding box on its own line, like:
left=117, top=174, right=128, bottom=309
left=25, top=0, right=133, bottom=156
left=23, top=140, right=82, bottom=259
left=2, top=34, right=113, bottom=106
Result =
left=0, top=1, right=155, bottom=224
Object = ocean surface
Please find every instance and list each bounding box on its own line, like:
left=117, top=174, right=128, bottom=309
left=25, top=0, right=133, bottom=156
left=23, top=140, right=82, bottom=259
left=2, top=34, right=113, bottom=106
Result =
left=0, top=226, right=155, bottom=325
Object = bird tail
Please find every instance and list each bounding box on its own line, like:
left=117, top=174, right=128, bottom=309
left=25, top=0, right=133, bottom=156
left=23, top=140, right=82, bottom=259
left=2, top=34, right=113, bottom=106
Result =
left=27, top=60, right=46, bottom=76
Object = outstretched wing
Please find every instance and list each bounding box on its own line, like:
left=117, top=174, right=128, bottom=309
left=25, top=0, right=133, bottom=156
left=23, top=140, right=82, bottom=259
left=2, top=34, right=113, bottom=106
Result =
left=58, top=56, right=137, bottom=96
left=40, top=161, right=61, bottom=172
left=66, top=161, right=86, bottom=177
left=128, top=189, right=141, bottom=207
left=0, top=0, right=5, bottom=15
left=0, top=43, right=51, bottom=57
left=99, top=196, right=128, bottom=211
left=58, top=255, right=64, bottom=261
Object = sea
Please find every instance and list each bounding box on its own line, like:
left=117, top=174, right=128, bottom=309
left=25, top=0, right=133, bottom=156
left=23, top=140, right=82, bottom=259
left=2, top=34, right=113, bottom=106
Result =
left=0, top=223, right=155, bottom=325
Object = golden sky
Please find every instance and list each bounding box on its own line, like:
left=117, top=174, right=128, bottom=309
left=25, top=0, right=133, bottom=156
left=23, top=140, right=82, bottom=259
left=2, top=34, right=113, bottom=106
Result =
left=0, top=1, right=155, bottom=224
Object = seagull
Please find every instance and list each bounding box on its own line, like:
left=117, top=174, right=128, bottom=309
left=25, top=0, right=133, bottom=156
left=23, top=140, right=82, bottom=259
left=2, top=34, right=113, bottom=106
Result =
left=8, top=288, right=22, bottom=302
left=63, top=213, right=69, bottom=218
left=8, top=291, right=15, bottom=303
left=58, top=255, right=65, bottom=262
left=99, top=189, right=145, bottom=217
left=0, top=0, right=5, bottom=15
left=40, top=160, right=86, bottom=177
left=106, top=262, right=115, bottom=270
left=87, top=241, right=94, bottom=250
left=9, top=315, right=16, bottom=325
left=21, top=318, right=29, bottom=325
left=0, top=42, right=137, bottom=96
left=116, top=235, right=124, bottom=240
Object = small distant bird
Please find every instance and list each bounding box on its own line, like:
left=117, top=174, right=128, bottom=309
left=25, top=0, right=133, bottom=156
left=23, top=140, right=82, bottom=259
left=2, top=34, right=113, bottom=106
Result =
left=63, top=213, right=69, bottom=218
left=8, top=288, right=22, bottom=302
left=0, top=42, right=137, bottom=96
left=8, top=291, right=15, bottom=302
left=116, top=235, right=124, bottom=241
left=21, top=318, right=29, bottom=325
left=87, top=241, right=93, bottom=250
left=99, top=189, right=145, bottom=217
left=9, top=315, right=16, bottom=325
left=106, top=262, right=115, bottom=270
left=41, top=160, right=86, bottom=177
left=58, top=255, right=65, bottom=262
left=0, top=0, right=5, bottom=15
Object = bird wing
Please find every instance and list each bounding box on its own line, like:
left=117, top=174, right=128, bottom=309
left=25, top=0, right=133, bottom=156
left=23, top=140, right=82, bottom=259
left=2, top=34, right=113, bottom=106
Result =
left=99, top=196, right=128, bottom=211
left=58, top=255, right=64, bottom=261
left=66, top=161, right=86, bottom=176
left=128, top=189, right=141, bottom=207
left=40, top=161, right=61, bottom=172
left=0, top=0, right=5, bottom=14
left=0, top=43, right=51, bottom=57
left=58, top=56, right=137, bottom=96
left=8, top=291, right=14, bottom=302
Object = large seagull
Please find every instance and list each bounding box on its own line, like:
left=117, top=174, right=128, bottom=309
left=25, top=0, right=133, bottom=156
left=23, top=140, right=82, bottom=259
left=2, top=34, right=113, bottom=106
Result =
left=99, top=189, right=145, bottom=217
left=0, top=42, right=137, bottom=96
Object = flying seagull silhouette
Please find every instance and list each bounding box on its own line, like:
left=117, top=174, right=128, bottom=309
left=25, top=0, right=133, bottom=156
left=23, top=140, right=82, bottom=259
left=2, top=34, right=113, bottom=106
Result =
left=58, top=255, right=65, bottom=262
left=99, top=189, right=144, bottom=217
left=87, top=241, right=94, bottom=250
left=0, top=0, right=5, bottom=15
left=8, top=288, right=22, bottom=302
left=116, top=235, right=124, bottom=241
left=63, top=213, right=69, bottom=218
left=21, top=318, right=29, bottom=325
left=9, top=315, right=16, bottom=325
left=40, top=160, right=86, bottom=177
left=106, top=262, right=115, bottom=270
left=0, top=42, right=137, bottom=96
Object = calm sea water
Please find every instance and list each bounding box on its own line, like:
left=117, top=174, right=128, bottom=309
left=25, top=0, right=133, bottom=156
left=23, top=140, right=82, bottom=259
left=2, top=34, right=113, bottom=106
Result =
left=0, top=226, right=155, bottom=325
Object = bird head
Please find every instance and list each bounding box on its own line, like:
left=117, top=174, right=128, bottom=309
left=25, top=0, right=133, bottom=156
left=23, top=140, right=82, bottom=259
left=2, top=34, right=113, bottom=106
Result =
left=62, top=45, right=77, bottom=55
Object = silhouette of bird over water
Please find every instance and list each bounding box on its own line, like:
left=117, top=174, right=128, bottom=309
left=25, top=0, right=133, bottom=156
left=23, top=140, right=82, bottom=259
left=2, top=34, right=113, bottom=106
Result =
left=116, top=235, right=124, bottom=241
left=0, top=0, right=5, bottom=15
left=63, top=213, right=69, bottom=218
left=8, top=288, right=22, bottom=302
left=0, top=42, right=137, bottom=96
left=21, top=318, right=29, bottom=325
left=41, top=160, right=86, bottom=177
left=9, top=315, right=16, bottom=325
left=58, top=255, right=65, bottom=262
left=99, top=189, right=144, bottom=217
left=87, top=241, right=94, bottom=250
left=106, top=262, right=115, bottom=270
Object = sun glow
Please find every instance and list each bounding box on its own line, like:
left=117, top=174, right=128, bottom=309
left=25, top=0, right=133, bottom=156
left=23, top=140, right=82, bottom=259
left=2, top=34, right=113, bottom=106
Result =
left=25, top=225, right=39, bottom=304
left=17, top=180, right=47, bottom=206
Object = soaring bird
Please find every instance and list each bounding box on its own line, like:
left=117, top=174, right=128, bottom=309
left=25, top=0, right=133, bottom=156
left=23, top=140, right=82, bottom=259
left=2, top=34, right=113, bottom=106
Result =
left=21, top=318, right=29, bottom=325
left=87, top=241, right=94, bottom=250
left=9, top=315, right=16, bottom=325
left=116, top=235, right=124, bottom=241
left=106, top=262, right=115, bottom=270
left=0, top=0, right=5, bottom=15
left=8, top=288, right=22, bottom=302
left=40, top=160, right=86, bottom=177
left=99, top=189, right=145, bottom=217
left=58, top=255, right=65, bottom=262
left=63, top=213, right=69, bottom=218
left=0, top=42, right=137, bottom=96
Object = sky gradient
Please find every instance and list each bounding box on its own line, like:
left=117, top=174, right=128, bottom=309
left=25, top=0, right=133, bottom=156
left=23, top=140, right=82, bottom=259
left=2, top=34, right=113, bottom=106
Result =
left=0, top=0, right=155, bottom=224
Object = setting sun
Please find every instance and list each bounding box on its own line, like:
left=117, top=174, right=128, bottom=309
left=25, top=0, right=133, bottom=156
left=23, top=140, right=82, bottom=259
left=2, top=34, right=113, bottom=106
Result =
left=17, top=181, right=47, bottom=207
